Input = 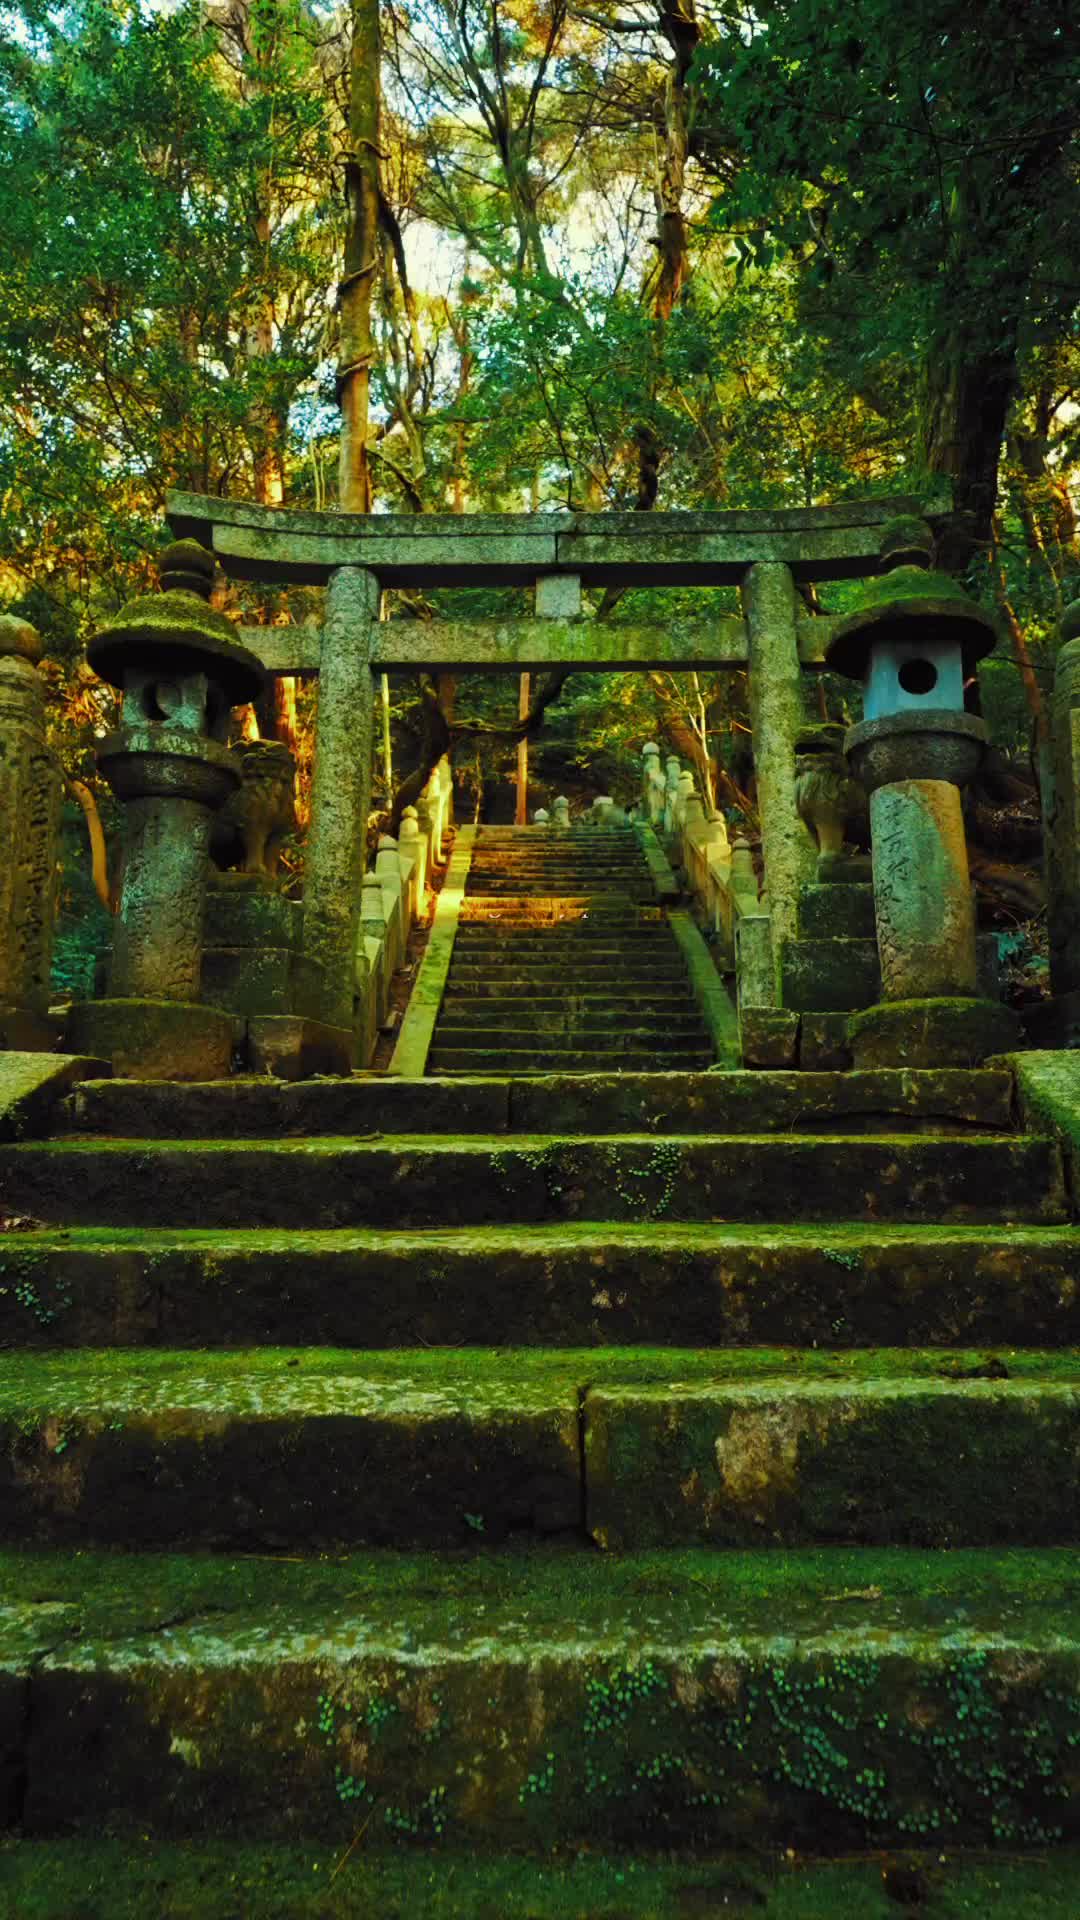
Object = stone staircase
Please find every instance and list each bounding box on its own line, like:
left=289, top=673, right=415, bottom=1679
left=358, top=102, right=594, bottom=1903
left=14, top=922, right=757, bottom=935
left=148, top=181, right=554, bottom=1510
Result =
left=429, top=825, right=715, bottom=1073
left=3, top=1058, right=1080, bottom=1886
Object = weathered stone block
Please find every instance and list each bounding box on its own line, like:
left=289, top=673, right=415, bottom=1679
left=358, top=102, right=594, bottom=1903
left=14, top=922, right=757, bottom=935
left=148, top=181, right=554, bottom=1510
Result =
left=64, top=998, right=234, bottom=1081
left=779, top=936, right=880, bottom=1013
left=245, top=1014, right=353, bottom=1079
left=797, top=883, right=875, bottom=941
left=799, top=1011, right=853, bottom=1072
left=201, top=945, right=294, bottom=1017
left=204, top=882, right=301, bottom=952
left=585, top=1367, right=1080, bottom=1548
left=0, top=1053, right=110, bottom=1143
left=849, top=996, right=1022, bottom=1069
left=739, top=1006, right=799, bottom=1069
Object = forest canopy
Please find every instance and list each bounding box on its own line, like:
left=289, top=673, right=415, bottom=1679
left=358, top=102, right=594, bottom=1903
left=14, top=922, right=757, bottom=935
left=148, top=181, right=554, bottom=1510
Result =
left=0, top=0, right=1077, bottom=896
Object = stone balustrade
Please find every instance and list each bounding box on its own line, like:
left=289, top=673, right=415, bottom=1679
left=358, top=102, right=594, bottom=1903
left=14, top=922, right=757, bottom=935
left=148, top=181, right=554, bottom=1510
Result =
left=647, top=746, right=745, bottom=967
left=353, top=755, right=452, bottom=1066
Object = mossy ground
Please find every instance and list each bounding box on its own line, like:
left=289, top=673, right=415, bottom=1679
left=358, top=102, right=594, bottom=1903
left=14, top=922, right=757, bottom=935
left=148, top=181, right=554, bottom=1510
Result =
left=4, top=1839, right=1080, bottom=1919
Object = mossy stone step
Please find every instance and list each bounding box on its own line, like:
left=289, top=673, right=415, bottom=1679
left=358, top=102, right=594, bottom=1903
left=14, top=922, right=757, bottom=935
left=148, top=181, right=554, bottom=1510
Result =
left=440, top=994, right=697, bottom=1015
left=584, top=1360, right=1080, bottom=1548
left=0, top=1348, right=585, bottom=1549
left=6, top=1544, right=1080, bottom=1848
left=6, top=1347, right=1080, bottom=1550
left=5, top=1223, right=1080, bottom=1352
left=1, top=1133, right=1060, bottom=1228
left=10, top=1841, right=1080, bottom=1920
left=432, top=1023, right=710, bottom=1047
left=446, top=969, right=691, bottom=987
left=443, top=982, right=693, bottom=1001
left=428, top=1013, right=707, bottom=1029
left=429, top=1050, right=716, bottom=1073
left=61, top=1069, right=1017, bottom=1140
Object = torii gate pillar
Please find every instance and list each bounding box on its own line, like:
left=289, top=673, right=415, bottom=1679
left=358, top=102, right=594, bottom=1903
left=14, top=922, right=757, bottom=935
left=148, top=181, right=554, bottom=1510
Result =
left=301, top=565, right=379, bottom=1038
left=743, top=561, right=815, bottom=998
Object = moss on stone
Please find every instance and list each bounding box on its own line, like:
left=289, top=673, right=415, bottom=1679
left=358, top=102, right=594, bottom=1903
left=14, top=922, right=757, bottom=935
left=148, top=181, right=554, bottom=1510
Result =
left=9, top=1546, right=1080, bottom=1849
left=4, top=1220, right=1080, bottom=1353
left=8, top=1838, right=1080, bottom=1918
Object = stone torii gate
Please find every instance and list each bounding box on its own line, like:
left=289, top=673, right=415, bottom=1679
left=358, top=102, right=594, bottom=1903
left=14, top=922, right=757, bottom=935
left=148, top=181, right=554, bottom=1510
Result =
left=167, top=486, right=952, bottom=1049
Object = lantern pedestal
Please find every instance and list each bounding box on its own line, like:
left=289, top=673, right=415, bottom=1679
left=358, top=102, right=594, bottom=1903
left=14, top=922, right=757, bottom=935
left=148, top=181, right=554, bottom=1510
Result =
left=849, top=995, right=1020, bottom=1070
left=66, top=997, right=234, bottom=1081
left=824, top=519, right=1017, bottom=1068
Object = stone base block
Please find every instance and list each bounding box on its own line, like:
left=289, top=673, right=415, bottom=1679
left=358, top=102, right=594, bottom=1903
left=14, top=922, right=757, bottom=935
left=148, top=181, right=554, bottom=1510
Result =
left=779, top=936, right=880, bottom=1014
left=1022, top=990, right=1080, bottom=1052
left=201, top=946, right=294, bottom=1017
left=65, top=999, right=234, bottom=1081
left=849, top=997, right=1022, bottom=1070
left=976, top=933, right=1002, bottom=1002
left=798, top=1011, right=853, bottom=1072
left=816, top=852, right=872, bottom=885
left=739, top=1006, right=799, bottom=1069
left=0, top=1004, right=62, bottom=1052
left=205, top=879, right=301, bottom=952
left=797, top=883, right=875, bottom=940
left=0, top=1053, right=110, bottom=1141
left=245, top=1015, right=353, bottom=1080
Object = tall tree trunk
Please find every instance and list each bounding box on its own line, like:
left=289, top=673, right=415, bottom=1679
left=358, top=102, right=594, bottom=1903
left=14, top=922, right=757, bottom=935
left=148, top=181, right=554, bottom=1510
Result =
left=918, top=331, right=1018, bottom=570
left=338, top=0, right=382, bottom=512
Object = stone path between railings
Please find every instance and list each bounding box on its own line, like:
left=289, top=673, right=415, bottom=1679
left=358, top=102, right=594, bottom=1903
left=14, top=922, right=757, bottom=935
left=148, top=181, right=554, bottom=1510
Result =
left=424, top=824, right=722, bottom=1072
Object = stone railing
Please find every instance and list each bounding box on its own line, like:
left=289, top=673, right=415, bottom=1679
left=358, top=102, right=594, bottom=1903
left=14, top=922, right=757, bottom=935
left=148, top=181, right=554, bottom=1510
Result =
left=354, top=756, right=453, bottom=1065
left=641, top=743, right=758, bottom=969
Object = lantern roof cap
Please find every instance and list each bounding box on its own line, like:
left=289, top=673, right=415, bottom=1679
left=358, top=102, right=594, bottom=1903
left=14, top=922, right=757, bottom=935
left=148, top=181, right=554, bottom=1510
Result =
left=825, top=564, right=996, bottom=681
left=88, top=542, right=264, bottom=705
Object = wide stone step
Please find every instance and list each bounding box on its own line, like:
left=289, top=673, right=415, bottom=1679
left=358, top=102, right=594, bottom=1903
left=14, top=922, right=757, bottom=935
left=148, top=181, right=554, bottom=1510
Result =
left=428, top=1049, right=716, bottom=1073
left=433, top=1013, right=708, bottom=1036
left=6, top=1223, right=1080, bottom=1351
left=434, top=1006, right=687, bottom=1021
left=9, top=1841, right=1080, bottom=1917
left=60, top=1070, right=1018, bottom=1139
left=432, top=1023, right=709, bottom=1046
left=1, top=1133, right=1061, bottom=1227
left=6, top=1544, right=1080, bottom=1847
left=458, top=895, right=651, bottom=912
left=443, top=982, right=693, bottom=1001
left=454, top=930, right=676, bottom=946
left=446, top=967, right=691, bottom=987
left=6, top=1349, right=1078, bottom=1552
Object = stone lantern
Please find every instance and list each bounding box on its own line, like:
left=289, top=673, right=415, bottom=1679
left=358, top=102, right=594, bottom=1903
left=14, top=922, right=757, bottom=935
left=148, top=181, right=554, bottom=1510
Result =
left=66, top=540, right=265, bottom=1078
left=824, top=517, right=1019, bottom=1066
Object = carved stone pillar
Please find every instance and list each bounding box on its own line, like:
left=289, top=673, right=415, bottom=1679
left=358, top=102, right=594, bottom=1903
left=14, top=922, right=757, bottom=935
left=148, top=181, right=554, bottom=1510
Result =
left=0, top=617, right=61, bottom=1049
left=302, top=565, right=379, bottom=1040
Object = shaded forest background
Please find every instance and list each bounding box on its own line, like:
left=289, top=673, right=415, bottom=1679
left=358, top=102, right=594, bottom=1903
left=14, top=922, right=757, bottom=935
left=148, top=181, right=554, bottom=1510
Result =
left=0, top=0, right=1077, bottom=991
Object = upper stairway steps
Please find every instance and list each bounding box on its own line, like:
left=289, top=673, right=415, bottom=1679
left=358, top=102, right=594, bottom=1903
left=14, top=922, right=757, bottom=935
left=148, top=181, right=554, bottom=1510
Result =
left=429, top=825, right=719, bottom=1072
